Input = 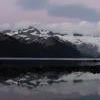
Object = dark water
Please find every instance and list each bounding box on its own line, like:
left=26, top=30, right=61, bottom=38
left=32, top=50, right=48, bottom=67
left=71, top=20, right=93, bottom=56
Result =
left=0, top=71, right=99, bottom=100
left=0, top=60, right=100, bottom=100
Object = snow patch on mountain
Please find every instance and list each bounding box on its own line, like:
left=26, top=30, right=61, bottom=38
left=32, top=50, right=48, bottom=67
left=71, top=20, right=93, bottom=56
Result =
left=1, top=25, right=100, bottom=57
left=57, top=35, right=100, bottom=57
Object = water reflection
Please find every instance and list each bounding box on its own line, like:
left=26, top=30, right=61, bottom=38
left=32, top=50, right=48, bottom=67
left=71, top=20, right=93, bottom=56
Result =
left=0, top=72, right=100, bottom=100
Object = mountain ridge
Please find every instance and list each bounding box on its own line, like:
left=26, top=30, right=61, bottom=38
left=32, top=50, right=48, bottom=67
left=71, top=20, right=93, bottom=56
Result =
left=0, top=26, right=100, bottom=58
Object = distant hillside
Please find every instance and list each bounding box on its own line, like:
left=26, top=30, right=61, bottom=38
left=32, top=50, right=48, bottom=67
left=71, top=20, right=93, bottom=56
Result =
left=0, top=26, right=100, bottom=58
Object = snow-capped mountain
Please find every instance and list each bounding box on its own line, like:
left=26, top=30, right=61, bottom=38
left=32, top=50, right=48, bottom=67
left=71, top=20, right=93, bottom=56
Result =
left=0, top=26, right=100, bottom=58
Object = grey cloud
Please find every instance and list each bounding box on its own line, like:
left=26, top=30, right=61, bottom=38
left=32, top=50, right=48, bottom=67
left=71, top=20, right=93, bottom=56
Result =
left=17, top=0, right=48, bottom=10
left=48, top=4, right=100, bottom=22
left=16, top=0, right=100, bottom=22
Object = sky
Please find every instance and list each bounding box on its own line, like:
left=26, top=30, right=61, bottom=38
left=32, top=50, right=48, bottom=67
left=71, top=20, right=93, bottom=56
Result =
left=1, top=0, right=100, bottom=34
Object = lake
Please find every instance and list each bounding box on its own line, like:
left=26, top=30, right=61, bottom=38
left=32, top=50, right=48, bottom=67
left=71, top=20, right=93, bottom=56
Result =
left=0, top=71, right=99, bottom=100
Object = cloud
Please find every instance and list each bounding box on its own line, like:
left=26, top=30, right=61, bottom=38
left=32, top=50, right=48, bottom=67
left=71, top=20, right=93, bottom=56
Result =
left=49, top=0, right=100, bottom=11
left=46, top=21, right=100, bottom=35
left=17, top=0, right=48, bottom=10
left=1, top=21, right=100, bottom=36
left=48, top=4, right=100, bottom=22
left=0, top=24, right=11, bottom=31
left=16, top=0, right=100, bottom=22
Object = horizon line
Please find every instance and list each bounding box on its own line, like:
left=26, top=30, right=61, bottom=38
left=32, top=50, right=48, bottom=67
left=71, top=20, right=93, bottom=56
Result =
left=0, top=58, right=99, bottom=61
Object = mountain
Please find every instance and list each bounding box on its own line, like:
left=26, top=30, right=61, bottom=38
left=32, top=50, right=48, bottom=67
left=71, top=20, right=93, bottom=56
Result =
left=0, top=26, right=100, bottom=58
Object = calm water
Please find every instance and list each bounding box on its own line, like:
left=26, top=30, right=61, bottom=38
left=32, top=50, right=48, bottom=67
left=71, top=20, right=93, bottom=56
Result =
left=0, top=72, right=99, bottom=100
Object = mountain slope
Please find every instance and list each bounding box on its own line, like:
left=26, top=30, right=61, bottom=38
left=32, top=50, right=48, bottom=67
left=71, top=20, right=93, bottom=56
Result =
left=0, top=26, right=100, bottom=58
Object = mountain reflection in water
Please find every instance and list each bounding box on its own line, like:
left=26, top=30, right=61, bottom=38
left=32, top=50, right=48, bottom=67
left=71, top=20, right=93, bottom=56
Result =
left=0, top=60, right=100, bottom=100
left=0, top=71, right=99, bottom=100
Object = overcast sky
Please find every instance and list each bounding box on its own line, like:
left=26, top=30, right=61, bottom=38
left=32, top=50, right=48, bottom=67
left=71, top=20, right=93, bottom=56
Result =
left=1, top=0, right=100, bottom=34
